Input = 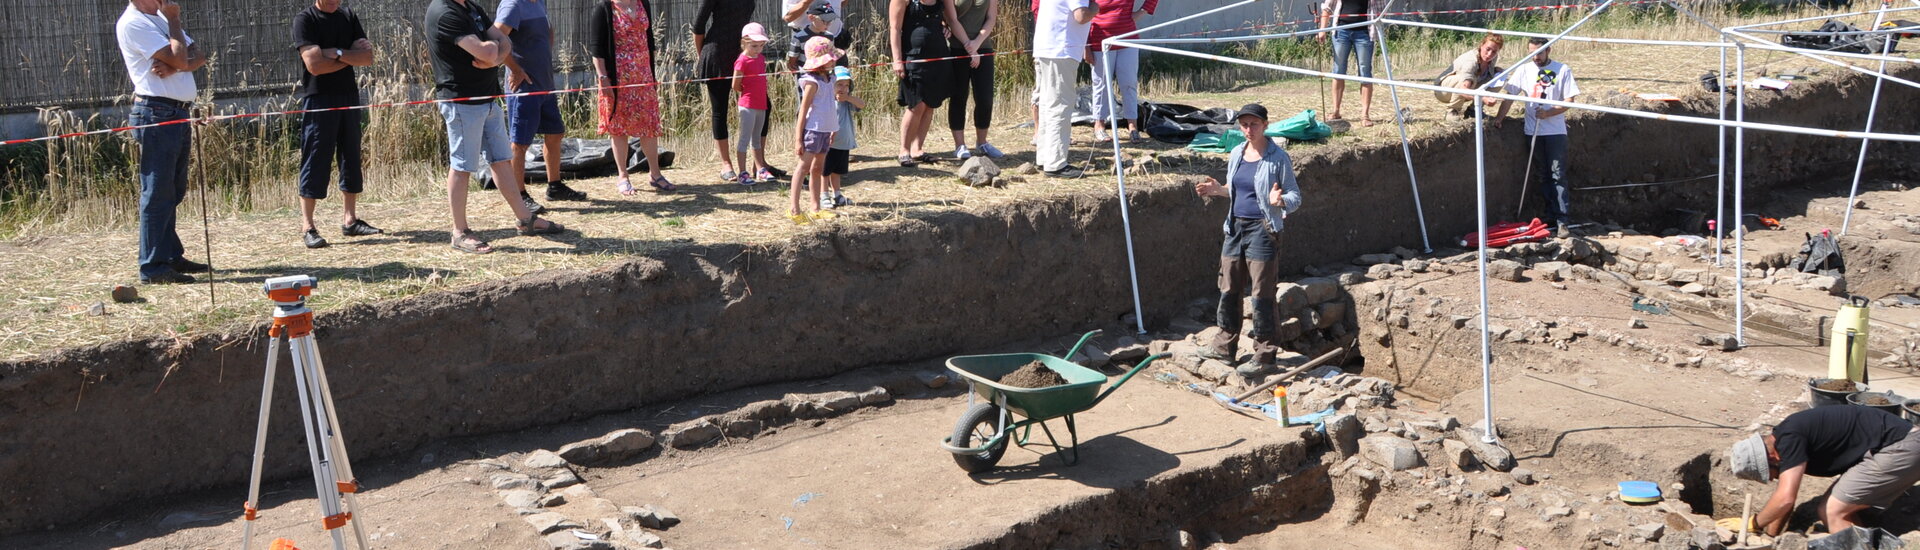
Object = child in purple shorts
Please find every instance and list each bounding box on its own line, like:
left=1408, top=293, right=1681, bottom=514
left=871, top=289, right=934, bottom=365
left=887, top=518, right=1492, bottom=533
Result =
left=789, top=36, right=839, bottom=224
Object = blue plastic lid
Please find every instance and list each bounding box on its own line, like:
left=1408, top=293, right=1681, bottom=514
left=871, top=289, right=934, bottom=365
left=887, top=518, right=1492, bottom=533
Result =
left=1619, top=480, right=1661, bottom=502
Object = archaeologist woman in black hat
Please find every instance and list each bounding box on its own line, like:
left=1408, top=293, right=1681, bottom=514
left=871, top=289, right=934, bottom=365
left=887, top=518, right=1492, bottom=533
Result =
left=1726, top=405, right=1920, bottom=536
left=1193, top=104, right=1302, bottom=373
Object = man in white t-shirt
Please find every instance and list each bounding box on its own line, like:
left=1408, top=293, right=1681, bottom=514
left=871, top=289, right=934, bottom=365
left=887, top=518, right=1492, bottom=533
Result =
left=1503, top=37, right=1581, bottom=237
left=1033, top=0, right=1096, bottom=179
left=116, top=0, right=208, bottom=284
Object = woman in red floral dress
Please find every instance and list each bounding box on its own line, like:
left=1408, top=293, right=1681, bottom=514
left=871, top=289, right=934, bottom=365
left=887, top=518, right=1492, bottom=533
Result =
left=590, top=0, right=674, bottom=194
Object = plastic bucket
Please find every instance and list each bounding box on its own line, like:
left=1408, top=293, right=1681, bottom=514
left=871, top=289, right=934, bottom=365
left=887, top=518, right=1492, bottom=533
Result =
left=1810, top=378, right=1864, bottom=408
left=1904, top=399, right=1920, bottom=424
left=1848, top=391, right=1903, bottom=416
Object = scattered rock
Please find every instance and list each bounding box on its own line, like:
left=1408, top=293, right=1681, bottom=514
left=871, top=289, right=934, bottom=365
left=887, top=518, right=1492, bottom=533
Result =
left=543, top=531, right=616, bottom=550
left=818, top=391, right=863, bottom=413
left=664, top=419, right=723, bottom=449
left=1487, top=259, right=1526, bottom=282
left=492, top=473, right=538, bottom=491
left=1632, top=523, right=1666, bottom=542
left=501, top=489, right=542, bottom=509
left=957, top=156, right=1002, bottom=187
left=858, top=386, right=892, bottom=405
left=632, top=506, right=680, bottom=529
left=721, top=418, right=762, bottom=437
left=1297, top=277, right=1342, bottom=304
left=556, top=429, right=657, bottom=466
left=1456, top=428, right=1517, bottom=471
left=1010, top=162, right=1038, bottom=175
left=1774, top=532, right=1809, bottom=550
left=1360, top=434, right=1425, bottom=471
left=541, top=469, right=581, bottom=490
left=1442, top=439, right=1477, bottom=470
left=1326, top=414, right=1363, bottom=458
left=1540, top=506, right=1572, bottom=519
left=522, top=450, right=569, bottom=470
left=1510, top=468, right=1536, bottom=485
left=626, top=530, right=666, bottom=548
left=1355, top=253, right=1400, bottom=266
left=110, top=285, right=141, bottom=303
left=1629, top=317, right=1648, bottom=329
left=916, top=371, right=951, bottom=389
left=524, top=511, right=579, bottom=535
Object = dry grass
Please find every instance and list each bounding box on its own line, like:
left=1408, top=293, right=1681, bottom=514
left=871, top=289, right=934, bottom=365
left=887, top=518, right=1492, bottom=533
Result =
left=0, top=3, right=1880, bottom=360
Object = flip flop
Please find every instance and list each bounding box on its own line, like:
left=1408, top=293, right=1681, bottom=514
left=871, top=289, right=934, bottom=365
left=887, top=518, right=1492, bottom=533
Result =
left=615, top=177, right=636, bottom=196
left=451, top=232, right=493, bottom=254
left=1360, top=118, right=1376, bottom=127
left=649, top=175, right=677, bottom=193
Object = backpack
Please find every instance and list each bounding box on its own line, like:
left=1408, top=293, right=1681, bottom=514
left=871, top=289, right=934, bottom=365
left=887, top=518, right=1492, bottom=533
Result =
left=1788, top=231, right=1845, bottom=277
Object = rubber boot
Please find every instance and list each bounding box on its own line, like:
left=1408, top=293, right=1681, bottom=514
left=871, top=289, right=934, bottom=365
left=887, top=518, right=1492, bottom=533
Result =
left=1204, top=291, right=1242, bottom=360
left=1249, top=297, right=1279, bottom=369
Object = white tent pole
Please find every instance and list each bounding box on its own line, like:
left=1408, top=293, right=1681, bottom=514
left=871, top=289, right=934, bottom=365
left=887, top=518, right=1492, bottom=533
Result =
left=1474, top=82, right=1496, bottom=444
left=1841, top=4, right=1897, bottom=237
left=1092, top=0, right=1255, bottom=336
left=1106, top=39, right=1920, bottom=143
left=1735, top=44, right=1748, bottom=348
left=1098, top=43, right=1148, bottom=336
left=1372, top=2, right=1434, bottom=253
left=1715, top=45, right=1728, bottom=266
left=1721, top=28, right=1920, bottom=89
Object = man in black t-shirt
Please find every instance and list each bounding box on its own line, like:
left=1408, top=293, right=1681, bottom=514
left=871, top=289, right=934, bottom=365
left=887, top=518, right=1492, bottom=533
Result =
left=425, top=0, right=564, bottom=254
left=292, top=0, right=380, bottom=249
left=1728, top=405, right=1920, bottom=536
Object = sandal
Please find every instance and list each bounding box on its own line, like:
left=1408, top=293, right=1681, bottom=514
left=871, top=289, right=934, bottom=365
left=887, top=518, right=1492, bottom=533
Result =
left=897, top=155, right=919, bottom=167
left=1360, top=118, right=1376, bottom=128
left=649, top=175, right=677, bottom=193
left=517, top=215, right=565, bottom=236
left=451, top=232, right=493, bottom=254
left=615, top=177, right=636, bottom=196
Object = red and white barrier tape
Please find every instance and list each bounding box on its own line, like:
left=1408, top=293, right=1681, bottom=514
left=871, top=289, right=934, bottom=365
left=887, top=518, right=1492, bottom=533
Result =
left=0, top=1, right=1652, bottom=147
left=0, top=48, right=1030, bottom=147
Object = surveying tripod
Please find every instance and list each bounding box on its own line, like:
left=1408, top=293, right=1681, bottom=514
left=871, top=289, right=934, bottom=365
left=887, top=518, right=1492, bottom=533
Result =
left=239, top=275, right=370, bottom=550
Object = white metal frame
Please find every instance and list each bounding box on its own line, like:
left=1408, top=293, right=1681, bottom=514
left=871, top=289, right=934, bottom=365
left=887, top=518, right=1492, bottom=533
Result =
left=1098, top=0, right=1920, bottom=444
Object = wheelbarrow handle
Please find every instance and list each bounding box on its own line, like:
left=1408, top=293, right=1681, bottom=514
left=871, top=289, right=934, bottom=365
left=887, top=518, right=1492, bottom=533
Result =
left=1063, top=330, right=1103, bottom=363
left=1090, top=353, right=1169, bottom=409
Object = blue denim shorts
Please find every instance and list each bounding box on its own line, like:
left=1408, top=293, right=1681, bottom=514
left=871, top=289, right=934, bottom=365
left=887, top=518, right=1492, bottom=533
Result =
left=1331, top=28, right=1375, bottom=79
left=438, top=101, right=513, bottom=173
left=506, top=93, right=565, bottom=145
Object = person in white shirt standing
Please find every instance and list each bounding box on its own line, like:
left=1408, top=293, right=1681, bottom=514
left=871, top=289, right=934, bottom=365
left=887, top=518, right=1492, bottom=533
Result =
left=117, top=0, right=208, bottom=284
left=1032, top=0, right=1095, bottom=179
left=1504, top=37, right=1581, bottom=238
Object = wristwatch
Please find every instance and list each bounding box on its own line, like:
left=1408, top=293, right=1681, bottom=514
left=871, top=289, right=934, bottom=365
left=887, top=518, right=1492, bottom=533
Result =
left=334, top=48, right=344, bottom=59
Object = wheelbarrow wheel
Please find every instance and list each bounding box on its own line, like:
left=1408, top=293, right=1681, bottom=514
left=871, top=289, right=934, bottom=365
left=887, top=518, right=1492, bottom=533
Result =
left=950, top=403, right=1010, bottom=473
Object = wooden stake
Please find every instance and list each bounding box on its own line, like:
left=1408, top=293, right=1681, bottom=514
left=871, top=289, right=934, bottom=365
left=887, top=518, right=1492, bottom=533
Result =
left=1739, top=491, right=1751, bottom=547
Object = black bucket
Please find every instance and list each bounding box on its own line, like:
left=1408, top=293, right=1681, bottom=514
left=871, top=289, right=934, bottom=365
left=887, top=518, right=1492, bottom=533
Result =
left=1849, top=391, right=1903, bottom=416
left=1810, top=378, right=1864, bottom=408
left=1904, top=399, right=1920, bottom=424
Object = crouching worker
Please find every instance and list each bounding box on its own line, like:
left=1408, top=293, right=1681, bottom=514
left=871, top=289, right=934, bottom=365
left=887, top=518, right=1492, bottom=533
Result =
left=1726, top=405, right=1920, bottom=536
left=1192, top=104, right=1302, bottom=375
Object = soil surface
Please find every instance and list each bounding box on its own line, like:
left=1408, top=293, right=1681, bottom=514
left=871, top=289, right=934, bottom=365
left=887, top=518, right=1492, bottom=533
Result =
left=1817, top=379, right=1860, bottom=392
left=998, top=361, right=1070, bottom=388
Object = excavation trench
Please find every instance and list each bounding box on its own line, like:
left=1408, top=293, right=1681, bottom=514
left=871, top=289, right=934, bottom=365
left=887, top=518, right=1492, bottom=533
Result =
left=3, top=66, right=1919, bottom=535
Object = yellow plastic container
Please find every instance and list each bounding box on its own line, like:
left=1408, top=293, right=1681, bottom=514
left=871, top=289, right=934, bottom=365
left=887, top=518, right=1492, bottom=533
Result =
left=1829, top=297, right=1870, bottom=382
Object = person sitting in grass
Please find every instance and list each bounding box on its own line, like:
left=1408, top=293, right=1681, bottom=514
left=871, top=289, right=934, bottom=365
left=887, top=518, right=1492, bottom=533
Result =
left=1191, top=104, right=1302, bottom=375
left=1433, top=32, right=1511, bottom=126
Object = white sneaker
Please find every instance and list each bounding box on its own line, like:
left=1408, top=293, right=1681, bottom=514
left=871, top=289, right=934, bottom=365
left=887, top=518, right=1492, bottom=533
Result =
left=819, top=193, right=835, bottom=210
left=954, top=146, right=972, bottom=160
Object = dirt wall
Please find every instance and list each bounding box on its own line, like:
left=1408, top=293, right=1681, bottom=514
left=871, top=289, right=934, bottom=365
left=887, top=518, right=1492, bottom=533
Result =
left=2, top=68, right=1916, bottom=534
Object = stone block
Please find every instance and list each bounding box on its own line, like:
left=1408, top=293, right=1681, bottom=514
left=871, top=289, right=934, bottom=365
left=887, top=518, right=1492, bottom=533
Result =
left=1442, top=439, right=1477, bottom=470
left=1325, top=414, right=1362, bottom=458
left=957, top=156, right=1002, bottom=187
left=665, top=419, right=722, bottom=449
left=1454, top=427, right=1517, bottom=471
left=557, top=429, right=657, bottom=466
left=1360, top=434, right=1424, bottom=471
left=1487, top=259, right=1526, bottom=281
left=1315, top=301, right=1346, bottom=330
left=1297, top=277, right=1342, bottom=304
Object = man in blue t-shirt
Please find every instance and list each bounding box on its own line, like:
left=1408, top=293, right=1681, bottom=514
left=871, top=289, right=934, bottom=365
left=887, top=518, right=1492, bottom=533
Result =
left=494, top=0, right=586, bottom=203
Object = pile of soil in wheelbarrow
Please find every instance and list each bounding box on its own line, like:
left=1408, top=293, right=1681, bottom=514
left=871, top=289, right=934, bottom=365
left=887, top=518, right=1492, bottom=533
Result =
left=1818, top=379, right=1860, bottom=392
left=998, top=361, right=1069, bottom=388
left=1860, top=394, right=1895, bottom=406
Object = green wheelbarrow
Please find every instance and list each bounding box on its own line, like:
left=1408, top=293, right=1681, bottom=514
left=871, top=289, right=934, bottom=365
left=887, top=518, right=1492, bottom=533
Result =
left=938, top=330, right=1168, bottom=473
